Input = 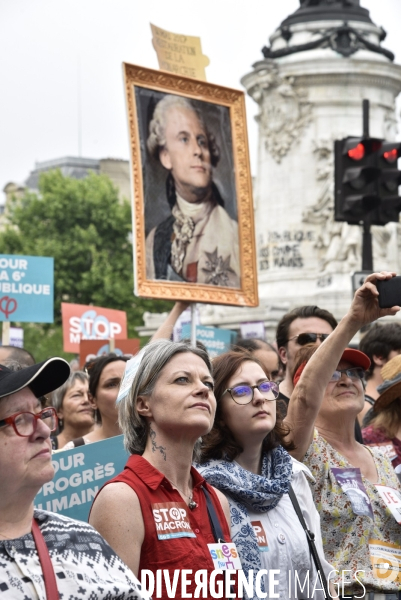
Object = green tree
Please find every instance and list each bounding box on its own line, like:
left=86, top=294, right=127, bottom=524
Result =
left=0, top=170, right=171, bottom=360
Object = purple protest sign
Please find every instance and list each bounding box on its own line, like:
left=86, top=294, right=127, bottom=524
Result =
left=332, top=467, right=374, bottom=519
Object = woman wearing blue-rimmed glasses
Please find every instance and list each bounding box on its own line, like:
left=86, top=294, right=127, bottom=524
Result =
left=198, top=349, right=333, bottom=600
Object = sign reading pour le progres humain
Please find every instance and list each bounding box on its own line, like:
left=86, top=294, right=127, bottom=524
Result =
left=35, top=436, right=129, bottom=522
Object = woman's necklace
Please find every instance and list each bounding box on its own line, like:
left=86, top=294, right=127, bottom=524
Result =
left=164, top=476, right=198, bottom=510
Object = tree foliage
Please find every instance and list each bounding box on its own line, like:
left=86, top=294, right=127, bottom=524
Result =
left=0, top=170, right=171, bottom=360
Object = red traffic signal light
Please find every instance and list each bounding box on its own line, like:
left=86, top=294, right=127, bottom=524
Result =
left=344, top=138, right=382, bottom=161
left=377, top=142, right=401, bottom=221
left=383, top=148, right=398, bottom=163
left=381, top=142, right=401, bottom=164
left=335, top=137, right=383, bottom=225
left=348, top=143, right=365, bottom=160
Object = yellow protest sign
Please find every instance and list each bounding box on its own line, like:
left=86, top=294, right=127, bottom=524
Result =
left=150, top=23, right=209, bottom=81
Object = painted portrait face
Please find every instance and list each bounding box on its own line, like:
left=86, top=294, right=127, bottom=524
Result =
left=159, top=106, right=212, bottom=203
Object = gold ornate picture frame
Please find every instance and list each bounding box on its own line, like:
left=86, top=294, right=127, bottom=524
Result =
left=124, top=63, right=259, bottom=307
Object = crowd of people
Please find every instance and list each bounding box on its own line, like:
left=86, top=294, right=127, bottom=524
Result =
left=1, top=272, right=401, bottom=599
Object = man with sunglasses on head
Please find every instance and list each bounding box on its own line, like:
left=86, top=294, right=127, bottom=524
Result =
left=276, top=305, right=338, bottom=406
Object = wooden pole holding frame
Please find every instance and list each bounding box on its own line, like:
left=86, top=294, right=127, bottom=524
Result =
left=2, top=322, right=10, bottom=346
left=190, top=304, right=197, bottom=347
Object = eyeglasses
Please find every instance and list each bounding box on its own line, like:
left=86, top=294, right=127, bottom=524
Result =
left=330, top=368, right=365, bottom=382
left=288, top=333, right=330, bottom=346
left=0, top=407, right=58, bottom=437
left=224, top=380, right=279, bottom=405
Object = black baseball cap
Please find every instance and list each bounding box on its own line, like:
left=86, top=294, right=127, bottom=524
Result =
left=0, top=357, right=70, bottom=399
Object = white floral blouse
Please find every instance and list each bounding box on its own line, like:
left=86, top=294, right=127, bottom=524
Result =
left=304, top=428, right=401, bottom=596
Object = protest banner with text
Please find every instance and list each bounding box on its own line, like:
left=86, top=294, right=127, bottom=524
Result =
left=35, top=435, right=129, bottom=522
left=181, top=324, right=236, bottom=358
left=0, top=255, right=53, bottom=322
left=61, top=302, right=127, bottom=353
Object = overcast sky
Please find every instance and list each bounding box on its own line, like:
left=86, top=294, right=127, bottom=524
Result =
left=1, top=0, right=401, bottom=196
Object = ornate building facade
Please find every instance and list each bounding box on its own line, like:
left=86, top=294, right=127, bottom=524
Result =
left=141, top=0, right=401, bottom=339
left=239, top=0, right=401, bottom=321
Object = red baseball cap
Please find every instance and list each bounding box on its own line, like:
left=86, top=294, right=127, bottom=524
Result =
left=293, top=348, right=370, bottom=387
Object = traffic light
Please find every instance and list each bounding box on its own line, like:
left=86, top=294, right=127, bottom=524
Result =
left=376, top=142, right=401, bottom=224
left=334, top=137, right=382, bottom=225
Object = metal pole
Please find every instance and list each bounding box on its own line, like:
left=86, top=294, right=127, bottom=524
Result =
left=190, top=303, right=197, bottom=347
left=363, top=99, right=369, bottom=138
left=362, top=218, right=373, bottom=271
left=361, top=99, right=373, bottom=271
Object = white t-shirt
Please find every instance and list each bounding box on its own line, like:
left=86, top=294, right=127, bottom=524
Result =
left=245, top=459, right=333, bottom=600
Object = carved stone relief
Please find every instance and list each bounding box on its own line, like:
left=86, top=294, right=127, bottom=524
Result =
left=252, top=63, right=312, bottom=163
left=303, top=137, right=397, bottom=273
left=302, top=137, right=361, bottom=274
left=383, top=106, right=398, bottom=139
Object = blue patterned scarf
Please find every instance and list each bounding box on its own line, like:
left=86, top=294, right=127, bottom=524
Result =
left=197, top=446, right=292, bottom=599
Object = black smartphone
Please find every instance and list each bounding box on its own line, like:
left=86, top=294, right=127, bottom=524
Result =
left=376, top=276, right=401, bottom=308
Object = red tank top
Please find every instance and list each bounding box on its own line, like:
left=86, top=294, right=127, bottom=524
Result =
left=96, top=454, right=233, bottom=600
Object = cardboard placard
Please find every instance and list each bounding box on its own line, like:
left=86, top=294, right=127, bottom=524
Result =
left=151, top=23, right=209, bottom=81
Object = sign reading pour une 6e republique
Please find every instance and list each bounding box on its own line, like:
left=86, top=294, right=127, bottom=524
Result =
left=0, top=255, right=54, bottom=322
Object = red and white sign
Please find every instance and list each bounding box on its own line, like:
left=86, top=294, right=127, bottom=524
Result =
left=79, top=339, right=140, bottom=367
left=251, top=520, right=269, bottom=552
left=61, top=303, right=127, bottom=353
left=151, top=502, right=196, bottom=540
left=375, top=484, right=401, bottom=524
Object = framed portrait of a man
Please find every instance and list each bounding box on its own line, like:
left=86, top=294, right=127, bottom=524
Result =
left=124, top=63, right=258, bottom=307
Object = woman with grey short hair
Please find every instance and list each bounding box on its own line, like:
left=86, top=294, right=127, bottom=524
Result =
left=51, top=370, right=93, bottom=450
left=90, top=339, right=234, bottom=599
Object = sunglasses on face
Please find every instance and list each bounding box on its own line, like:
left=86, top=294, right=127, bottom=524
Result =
left=330, top=368, right=365, bottom=382
left=288, top=333, right=330, bottom=346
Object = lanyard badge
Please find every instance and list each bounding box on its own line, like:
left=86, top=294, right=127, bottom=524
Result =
left=332, top=467, right=374, bottom=519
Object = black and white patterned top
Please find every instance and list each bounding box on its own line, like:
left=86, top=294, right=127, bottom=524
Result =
left=0, top=509, right=150, bottom=600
